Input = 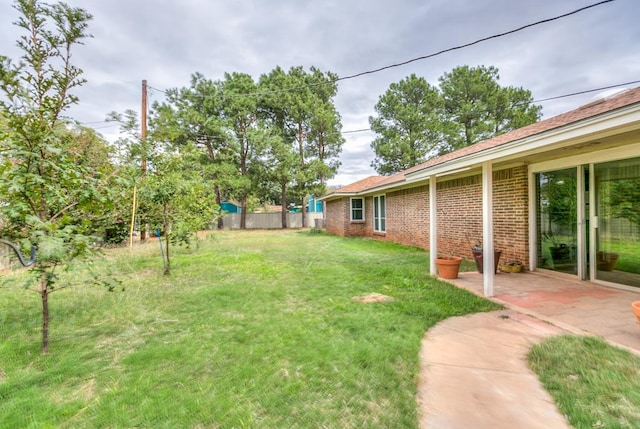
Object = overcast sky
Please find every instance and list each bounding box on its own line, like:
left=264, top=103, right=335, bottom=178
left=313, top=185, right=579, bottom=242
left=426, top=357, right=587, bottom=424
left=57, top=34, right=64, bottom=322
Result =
left=1, top=0, right=638, bottom=186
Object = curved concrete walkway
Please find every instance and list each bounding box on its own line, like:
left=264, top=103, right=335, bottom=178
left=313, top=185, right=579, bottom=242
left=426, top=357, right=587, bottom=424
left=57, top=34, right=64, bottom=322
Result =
left=417, top=310, right=571, bottom=429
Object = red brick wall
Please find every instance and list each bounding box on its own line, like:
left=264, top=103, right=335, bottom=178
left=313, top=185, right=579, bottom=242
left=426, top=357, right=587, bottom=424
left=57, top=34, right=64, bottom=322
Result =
left=436, top=175, right=483, bottom=258
left=325, top=198, right=348, bottom=236
left=386, top=185, right=430, bottom=249
left=325, top=197, right=372, bottom=237
left=435, top=167, right=529, bottom=267
left=493, top=166, right=529, bottom=267
left=324, top=166, right=529, bottom=268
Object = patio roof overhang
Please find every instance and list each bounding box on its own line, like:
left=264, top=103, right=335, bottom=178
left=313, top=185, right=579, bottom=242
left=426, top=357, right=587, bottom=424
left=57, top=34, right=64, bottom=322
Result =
left=322, top=101, right=640, bottom=202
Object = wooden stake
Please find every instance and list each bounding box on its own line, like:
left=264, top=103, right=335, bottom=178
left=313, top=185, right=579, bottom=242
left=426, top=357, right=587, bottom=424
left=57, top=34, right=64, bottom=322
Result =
left=129, top=185, right=137, bottom=248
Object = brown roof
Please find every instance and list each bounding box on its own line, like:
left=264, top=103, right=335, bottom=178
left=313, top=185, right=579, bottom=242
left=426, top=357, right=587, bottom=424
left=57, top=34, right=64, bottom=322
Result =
left=333, top=175, right=390, bottom=193
left=327, top=86, right=640, bottom=197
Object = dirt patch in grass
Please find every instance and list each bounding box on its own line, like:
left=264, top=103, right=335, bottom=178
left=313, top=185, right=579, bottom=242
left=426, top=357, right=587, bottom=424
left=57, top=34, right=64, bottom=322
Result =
left=352, top=292, right=395, bottom=303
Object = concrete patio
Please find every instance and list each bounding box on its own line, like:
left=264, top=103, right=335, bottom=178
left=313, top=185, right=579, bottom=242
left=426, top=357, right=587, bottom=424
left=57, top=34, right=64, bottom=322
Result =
left=448, top=269, right=640, bottom=353
left=418, top=270, right=640, bottom=428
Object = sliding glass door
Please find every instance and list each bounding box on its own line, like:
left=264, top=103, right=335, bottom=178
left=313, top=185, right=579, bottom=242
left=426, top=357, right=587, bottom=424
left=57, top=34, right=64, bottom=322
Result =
left=594, top=157, right=640, bottom=287
left=536, top=168, right=578, bottom=274
left=534, top=157, right=640, bottom=288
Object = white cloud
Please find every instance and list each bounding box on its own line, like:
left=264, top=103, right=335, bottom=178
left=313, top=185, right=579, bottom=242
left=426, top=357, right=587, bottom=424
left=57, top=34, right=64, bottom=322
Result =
left=1, top=0, right=637, bottom=187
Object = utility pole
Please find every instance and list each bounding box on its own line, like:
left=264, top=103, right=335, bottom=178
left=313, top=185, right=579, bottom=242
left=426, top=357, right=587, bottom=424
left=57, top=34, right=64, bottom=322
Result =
left=141, top=79, right=148, bottom=174
left=139, top=79, right=148, bottom=241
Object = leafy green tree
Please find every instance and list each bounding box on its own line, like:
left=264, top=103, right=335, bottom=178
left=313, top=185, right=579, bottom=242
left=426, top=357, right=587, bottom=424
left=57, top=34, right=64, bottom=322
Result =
left=0, top=0, right=107, bottom=353
left=259, top=66, right=343, bottom=225
left=106, top=109, right=155, bottom=168
left=258, top=66, right=299, bottom=226
left=439, top=65, right=541, bottom=153
left=220, top=72, right=271, bottom=228
left=369, top=74, right=442, bottom=175
left=105, top=108, right=160, bottom=242
left=151, top=73, right=234, bottom=230
left=139, top=147, right=219, bottom=275
left=609, top=178, right=640, bottom=232
left=307, top=81, right=345, bottom=187
left=65, top=123, right=130, bottom=245
left=369, top=66, right=541, bottom=174
left=262, top=132, right=299, bottom=228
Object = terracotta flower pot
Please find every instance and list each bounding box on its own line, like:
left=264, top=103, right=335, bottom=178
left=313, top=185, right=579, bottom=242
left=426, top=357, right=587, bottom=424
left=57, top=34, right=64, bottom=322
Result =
left=632, top=302, right=640, bottom=326
left=436, top=256, right=462, bottom=279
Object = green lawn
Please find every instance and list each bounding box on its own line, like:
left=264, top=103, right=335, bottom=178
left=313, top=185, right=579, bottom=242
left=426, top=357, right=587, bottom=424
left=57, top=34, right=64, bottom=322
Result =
left=529, top=335, right=640, bottom=428
left=0, top=230, right=499, bottom=428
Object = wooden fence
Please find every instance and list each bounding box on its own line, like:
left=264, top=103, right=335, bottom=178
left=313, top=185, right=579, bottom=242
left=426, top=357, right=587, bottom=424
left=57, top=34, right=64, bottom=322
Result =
left=222, top=212, right=324, bottom=229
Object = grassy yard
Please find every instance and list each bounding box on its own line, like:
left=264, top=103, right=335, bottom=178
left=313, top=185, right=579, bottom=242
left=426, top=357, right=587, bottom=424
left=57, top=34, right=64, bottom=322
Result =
left=529, top=335, right=640, bottom=428
left=0, top=230, right=499, bottom=428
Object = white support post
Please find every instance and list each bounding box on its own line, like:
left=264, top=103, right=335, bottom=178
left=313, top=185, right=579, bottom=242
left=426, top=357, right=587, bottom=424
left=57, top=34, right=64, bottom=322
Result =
left=588, top=164, right=596, bottom=281
left=528, top=168, right=537, bottom=271
left=482, top=161, right=494, bottom=297
left=577, top=166, right=586, bottom=280
left=429, top=175, right=437, bottom=275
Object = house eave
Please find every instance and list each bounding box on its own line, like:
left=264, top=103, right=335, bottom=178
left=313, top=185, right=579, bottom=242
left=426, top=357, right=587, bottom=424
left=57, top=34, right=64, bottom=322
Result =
left=318, top=180, right=406, bottom=200
left=321, top=101, right=640, bottom=201
left=318, top=193, right=356, bottom=202
left=406, top=103, right=640, bottom=182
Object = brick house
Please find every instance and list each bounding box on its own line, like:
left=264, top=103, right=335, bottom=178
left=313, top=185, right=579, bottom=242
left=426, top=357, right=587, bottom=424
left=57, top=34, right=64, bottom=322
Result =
left=321, top=87, right=640, bottom=296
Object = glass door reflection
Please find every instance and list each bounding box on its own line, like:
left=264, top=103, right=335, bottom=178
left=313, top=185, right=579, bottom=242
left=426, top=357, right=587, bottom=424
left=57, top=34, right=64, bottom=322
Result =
left=536, top=168, right=578, bottom=274
left=594, top=158, right=640, bottom=287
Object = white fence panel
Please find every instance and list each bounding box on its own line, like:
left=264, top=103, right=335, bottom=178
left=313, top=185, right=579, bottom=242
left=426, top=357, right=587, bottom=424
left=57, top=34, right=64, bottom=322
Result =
left=222, top=212, right=324, bottom=229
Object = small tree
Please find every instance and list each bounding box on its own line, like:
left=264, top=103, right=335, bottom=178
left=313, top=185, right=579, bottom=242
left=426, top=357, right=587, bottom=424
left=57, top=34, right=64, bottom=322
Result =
left=139, top=148, right=220, bottom=275
left=0, top=0, right=101, bottom=354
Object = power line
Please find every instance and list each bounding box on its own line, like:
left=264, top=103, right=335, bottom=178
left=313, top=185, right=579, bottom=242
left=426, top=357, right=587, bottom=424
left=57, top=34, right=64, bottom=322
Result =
left=338, top=79, right=640, bottom=135
left=148, top=0, right=615, bottom=100
left=92, top=124, right=120, bottom=130
left=342, top=128, right=372, bottom=134
left=335, top=0, right=615, bottom=83
left=532, top=80, right=640, bottom=103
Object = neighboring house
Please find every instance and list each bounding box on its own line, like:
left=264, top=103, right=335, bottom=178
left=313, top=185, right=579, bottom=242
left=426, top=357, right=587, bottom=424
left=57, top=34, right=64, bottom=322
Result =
left=307, top=195, right=323, bottom=213
left=221, top=201, right=241, bottom=214
left=321, top=87, right=640, bottom=295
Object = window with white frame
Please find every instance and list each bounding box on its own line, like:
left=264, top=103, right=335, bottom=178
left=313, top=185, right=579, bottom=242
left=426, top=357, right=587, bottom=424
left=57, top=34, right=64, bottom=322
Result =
left=373, top=195, right=386, bottom=232
left=350, top=197, right=364, bottom=221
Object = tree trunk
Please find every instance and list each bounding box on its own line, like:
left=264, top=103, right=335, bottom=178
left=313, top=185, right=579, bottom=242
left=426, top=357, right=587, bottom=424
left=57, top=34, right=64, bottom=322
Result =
left=281, top=182, right=287, bottom=229
left=214, top=184, right=223, bottom=230
left=464, top=120, right=473, bottom=147
left=41, top=277, right=49, bottom=354
left=240, top=194, right=247, bottom=229
left=301, top=195, right=307, bottom=228
left=164, top=234, right=171, bottom=275
left=297, top=121, right=306, bottom=228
